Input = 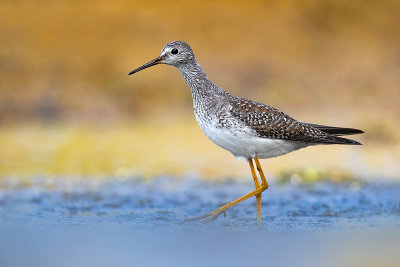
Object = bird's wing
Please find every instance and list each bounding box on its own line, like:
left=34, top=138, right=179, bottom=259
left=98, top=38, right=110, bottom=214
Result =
left=229, top=98, right=361, bottom=145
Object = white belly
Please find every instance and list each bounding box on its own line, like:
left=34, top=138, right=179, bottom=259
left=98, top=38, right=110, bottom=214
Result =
left=198, top=122, right=307, bottom=159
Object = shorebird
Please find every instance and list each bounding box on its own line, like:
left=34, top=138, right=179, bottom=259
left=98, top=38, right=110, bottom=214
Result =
left=129, top=41, right=363, bottom=225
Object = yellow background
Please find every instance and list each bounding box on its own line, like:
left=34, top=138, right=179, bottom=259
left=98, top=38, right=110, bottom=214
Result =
left=0, top=0, right=399, bottom=180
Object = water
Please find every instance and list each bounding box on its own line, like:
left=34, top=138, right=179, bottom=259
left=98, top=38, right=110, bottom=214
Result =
left=1, top=177, right=399, bottom=229
left=0, top=177, right=400, bottom=266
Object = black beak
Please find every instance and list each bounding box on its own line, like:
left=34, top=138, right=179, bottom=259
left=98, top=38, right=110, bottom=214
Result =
left=128, top=57, right=162, bottom=75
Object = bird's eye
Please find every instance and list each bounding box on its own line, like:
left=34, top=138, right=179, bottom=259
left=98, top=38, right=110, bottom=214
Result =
left=171, top=48, right=178, bottom=54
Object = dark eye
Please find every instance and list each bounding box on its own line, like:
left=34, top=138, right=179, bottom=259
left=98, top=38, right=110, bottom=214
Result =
left=171, top=48, right=178, bottom=54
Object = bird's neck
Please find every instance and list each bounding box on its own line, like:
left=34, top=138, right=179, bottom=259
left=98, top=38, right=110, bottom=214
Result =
left=177, top=61, right=221, bottom=98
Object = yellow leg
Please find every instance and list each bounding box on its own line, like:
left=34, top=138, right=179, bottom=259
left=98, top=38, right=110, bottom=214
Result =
left=182, top=184, right=268, bottom=224
left=182, top=158, right=268, bottom=225
left=249, top=158, right=262, bottom=226
left=254, top=155, right=269, bottom=188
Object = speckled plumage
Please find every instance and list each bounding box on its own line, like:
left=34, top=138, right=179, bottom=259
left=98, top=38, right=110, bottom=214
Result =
left=129, top=41, right=363, bottom=224
left=129, top=41, right=363, bottom=159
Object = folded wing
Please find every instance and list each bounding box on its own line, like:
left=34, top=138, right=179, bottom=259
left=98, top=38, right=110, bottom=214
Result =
left=229, top=97, right=363, bottom=145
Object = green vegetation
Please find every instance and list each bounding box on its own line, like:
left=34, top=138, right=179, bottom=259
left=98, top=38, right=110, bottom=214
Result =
left=0, top=121, right=396, bottom=180
left=277, top=167, right=358, bottom=184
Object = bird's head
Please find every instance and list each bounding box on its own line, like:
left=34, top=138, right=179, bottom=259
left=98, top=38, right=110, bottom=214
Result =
left=129, top=41, right=195, bottom=75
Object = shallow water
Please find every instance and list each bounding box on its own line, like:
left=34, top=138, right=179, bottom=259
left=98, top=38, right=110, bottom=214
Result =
left=1, top=177, right=399, bottom=229
left=0, top=177, right=400, bottom=266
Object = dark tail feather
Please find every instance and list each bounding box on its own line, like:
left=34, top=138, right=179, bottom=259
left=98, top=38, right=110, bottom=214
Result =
left=294, top=134, right=362, bottom=145
left=324, top=135, right=362, bottom=145
left=305, top=123, right=364, bottom=136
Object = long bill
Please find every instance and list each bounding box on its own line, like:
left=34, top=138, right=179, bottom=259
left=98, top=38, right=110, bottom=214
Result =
left=128, top=57, right=161, bottom=75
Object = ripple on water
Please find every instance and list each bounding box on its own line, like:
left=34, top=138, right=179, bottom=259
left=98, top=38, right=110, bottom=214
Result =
left=0, top=177, right=399, bottom=229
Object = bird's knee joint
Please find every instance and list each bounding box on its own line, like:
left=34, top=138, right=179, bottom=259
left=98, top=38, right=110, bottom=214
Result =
left=261, top=184, right=269, bottom=190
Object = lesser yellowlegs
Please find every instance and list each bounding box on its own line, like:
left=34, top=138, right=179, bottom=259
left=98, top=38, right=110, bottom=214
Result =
left=129, top=41, right=363, bottom=225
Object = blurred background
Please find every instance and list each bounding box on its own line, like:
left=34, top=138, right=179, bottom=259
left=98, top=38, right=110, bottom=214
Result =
left=1, top=0, right=399, bottom=181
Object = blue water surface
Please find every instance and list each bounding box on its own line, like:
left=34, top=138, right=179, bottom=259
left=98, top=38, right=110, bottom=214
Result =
left=0, top=177, right=399, bottom=266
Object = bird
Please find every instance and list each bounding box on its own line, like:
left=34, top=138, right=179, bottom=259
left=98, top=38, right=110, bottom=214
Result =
left=128, top=41, right=363, bottom=225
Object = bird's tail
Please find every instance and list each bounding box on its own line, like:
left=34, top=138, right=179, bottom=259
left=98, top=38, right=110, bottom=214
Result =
left=305, top=123, right=364, bottom=136
left=323, top=135, right=362, bottom=145
left=299, top=122, right=364, bottom=145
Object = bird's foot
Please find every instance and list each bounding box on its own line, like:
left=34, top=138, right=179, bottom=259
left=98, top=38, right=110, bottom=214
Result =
left=181, top=185, right=268, bottom=225
left=181, top=207, right=229, bottom=224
